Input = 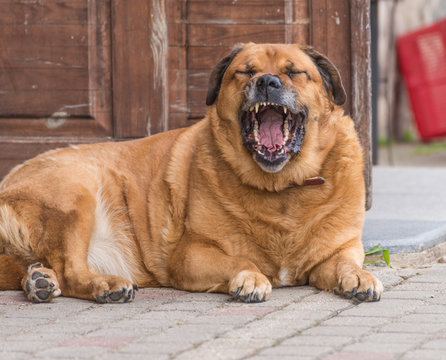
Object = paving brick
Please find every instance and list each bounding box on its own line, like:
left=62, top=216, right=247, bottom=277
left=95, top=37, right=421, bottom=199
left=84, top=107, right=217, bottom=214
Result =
left=174, top=339, right=256, bottom=360
left=401, top=349, right=446, bottom=360
left=398, top=313, right=446, bottom=323
left=0, top=340, right=48, bottom=353
left=414, top=304, right=446, bottom=314
left=301, top=325, right=372, bottom=337
left=394, top=281, right=446, bottom=291
left=322, top=351, right=395, bottom=360
left=118, top=339, right=192, bottom=356
left=339, top=299, right=423, bottom=317
left=250, top=356, right=313, bottom=360
left=322, top=315, right=391, bottom=327
left=379, top=322, right=446, bottom=334
left=422, top=338, right=446, bottom=350
left=260, top=344, right=333, bottom=357
left=1, top=264, right=446, bottom=359
left=264, top=308, right=333, bottom=321
left=34, top=346, right=108, bottom=358
left=0, top=351, right=29, bottom=360
left=342, top=342, right=413, bottom=353
left=281, top=335, right=353, bottom=347
left=429, top=293, right=446, bottom=305
left=362, top=332, right=427, bottom=344
left=286, top=292, right=353, bottom=312
left=384, top=290, right=436, bottom=300
left=207, top=305, right=276, bottom=317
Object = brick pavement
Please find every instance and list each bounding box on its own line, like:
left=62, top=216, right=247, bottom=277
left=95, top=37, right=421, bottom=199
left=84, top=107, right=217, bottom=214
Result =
left=1, top=263, right=446, bottom=360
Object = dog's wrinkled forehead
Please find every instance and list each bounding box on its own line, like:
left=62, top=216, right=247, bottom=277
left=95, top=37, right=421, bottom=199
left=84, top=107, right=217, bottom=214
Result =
left=228, top=44, right=317, bottom=76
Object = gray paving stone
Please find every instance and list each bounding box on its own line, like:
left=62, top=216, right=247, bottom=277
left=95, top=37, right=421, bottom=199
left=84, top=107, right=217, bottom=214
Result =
left=414, top=304, right=446, bottom=314
left=281, top=335, right=353, bottom=347
left=422, top=338, right=446, bottom=350
left=379, top=322, right=446, bottom=334
left=301, top=325, right=372, bottom=337
left=398, top=313, right=446, bottom=323
left=384, top=290, right=437, bottom=300
left=339, top=299, right=423, bottom=317
left=401, top=349, right=446, bottom=360
left=34, top=346, right=109, bottom=358
left=342, top=341, right=413, bottom=353
left=362, top=332, right=428, bottom=344
left=259, top=344, right=333, bottom=357
left=322, top=315, right=392, bottom=327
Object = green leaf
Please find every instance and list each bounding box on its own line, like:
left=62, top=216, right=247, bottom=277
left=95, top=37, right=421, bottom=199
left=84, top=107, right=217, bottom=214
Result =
left=365, top=244, right=383, bottom=255
left=382, top=249, right=390, bottom=266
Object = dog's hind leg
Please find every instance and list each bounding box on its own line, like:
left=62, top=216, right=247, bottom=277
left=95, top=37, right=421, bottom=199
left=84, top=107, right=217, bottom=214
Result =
left=0, top=254, right=25, bottom=290
left=1, top=188, right=137, bottom=303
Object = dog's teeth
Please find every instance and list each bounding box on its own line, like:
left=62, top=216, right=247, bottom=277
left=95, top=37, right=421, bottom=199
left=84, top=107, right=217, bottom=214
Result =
left=249, top=106, right=254, bottom=112
left=254, top=120, right=259, bottom=142
left=255, top=103, right=260, bottom=113
left=283, top=106, right=287, bottom=114
left=283, top=121, right=289, bottom=143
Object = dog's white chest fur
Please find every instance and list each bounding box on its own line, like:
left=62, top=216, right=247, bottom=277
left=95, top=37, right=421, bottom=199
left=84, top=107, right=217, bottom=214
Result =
left=87, top=191, right=134, bottom=282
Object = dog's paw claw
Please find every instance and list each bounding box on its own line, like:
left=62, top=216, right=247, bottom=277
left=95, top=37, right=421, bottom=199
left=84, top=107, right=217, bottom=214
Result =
left=229, top=270, right=272, bottom=303
left=335, top=269, right=383, bottom=302
left=95, top=284, right=135, bottom=304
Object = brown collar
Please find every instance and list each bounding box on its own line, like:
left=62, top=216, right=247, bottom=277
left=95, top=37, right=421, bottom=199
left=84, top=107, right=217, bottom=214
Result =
left=289, top=176, right=325, bottom=187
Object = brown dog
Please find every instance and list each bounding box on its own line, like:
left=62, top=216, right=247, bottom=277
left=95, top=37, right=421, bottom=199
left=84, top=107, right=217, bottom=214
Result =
left=0, top=43, right=383, bottom=303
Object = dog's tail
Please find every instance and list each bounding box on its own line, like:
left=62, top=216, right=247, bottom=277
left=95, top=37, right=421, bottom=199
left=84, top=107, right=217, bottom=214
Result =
left=0, top=204, right=28, bottom=290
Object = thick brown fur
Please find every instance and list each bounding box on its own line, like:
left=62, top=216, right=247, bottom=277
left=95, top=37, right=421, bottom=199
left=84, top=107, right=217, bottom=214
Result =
left=0, top=43, right=382, bottom=303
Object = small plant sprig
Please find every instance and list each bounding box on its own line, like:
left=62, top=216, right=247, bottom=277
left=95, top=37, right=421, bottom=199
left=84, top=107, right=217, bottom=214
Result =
left=364, top=244, right=390, bottom=267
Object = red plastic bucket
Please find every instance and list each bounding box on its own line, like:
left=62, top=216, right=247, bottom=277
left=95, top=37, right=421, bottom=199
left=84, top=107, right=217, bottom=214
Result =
left=397, top=18, right=446, bottom=140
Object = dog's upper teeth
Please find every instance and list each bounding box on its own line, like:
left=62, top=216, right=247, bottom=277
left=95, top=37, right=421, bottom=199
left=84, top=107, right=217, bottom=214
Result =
left=283, top=106, right=287, bottom=114
left=249, top=106, right=254, bottom=112
left=255, top=103, right=260, bottom=113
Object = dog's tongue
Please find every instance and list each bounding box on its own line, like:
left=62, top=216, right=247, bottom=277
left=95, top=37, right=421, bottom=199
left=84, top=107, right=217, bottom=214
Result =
left=258, top=109, right=284, bottom=152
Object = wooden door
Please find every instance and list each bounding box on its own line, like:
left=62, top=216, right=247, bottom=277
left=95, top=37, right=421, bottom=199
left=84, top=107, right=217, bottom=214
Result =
left=0, top=0, right=371, bottom=207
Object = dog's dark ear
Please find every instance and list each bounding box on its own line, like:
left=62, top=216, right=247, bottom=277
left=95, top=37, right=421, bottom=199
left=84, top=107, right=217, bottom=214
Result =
left=302, top=47, right=346, bottom=105
left=206, top=44, right=244, bottom=106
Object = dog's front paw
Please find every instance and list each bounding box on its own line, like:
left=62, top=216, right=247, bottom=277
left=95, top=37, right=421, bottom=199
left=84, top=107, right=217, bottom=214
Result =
left=334, top=268, right=383, bottom=302
left=23, top=263, right=61, bottom=303
left=229, top=270, right=272, bottom=303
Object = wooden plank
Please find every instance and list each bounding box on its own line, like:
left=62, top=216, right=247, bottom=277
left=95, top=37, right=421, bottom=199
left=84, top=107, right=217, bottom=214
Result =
left=187, top=46, right=233, bottom=71
left=188, top=24, right=286, bottom=46
left=326, top=0, right=351, bottom=115
left=188, top=1, right=286, bottom=24
left=310, top=0, right=351, bottom=114
left=0, top=0, right=89, bottom=25
left=0, top=90, right=94, bottom=116
left=167, top=0, right=187, bottom=46
left=0, top=0, right=112, bottom=137
left=0, top=137, right=111, bottom=181
left=0, top=115, right=113, bottom=137
left=350, top=0, right=372, bottom=210
left=112, top=0, right=168, bottom=137
left=292, top=0, right=310, bottom=44
left=0, top=46, right=89, bottom=69
left=0, top=24, right=90, bottom=47
left=166, top=0, right=188, bottom=129
left=168, top=46, right=188, bottom=129
left=0, top=68, right=90, bottom=90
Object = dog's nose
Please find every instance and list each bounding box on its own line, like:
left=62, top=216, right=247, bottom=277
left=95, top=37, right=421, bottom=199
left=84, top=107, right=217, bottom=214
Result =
left=256, top=74, right=282, bottom=92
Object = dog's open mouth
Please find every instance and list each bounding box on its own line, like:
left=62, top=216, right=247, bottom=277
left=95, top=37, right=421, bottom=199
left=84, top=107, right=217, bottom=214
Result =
left=241, top=102, right=306, bottom=172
